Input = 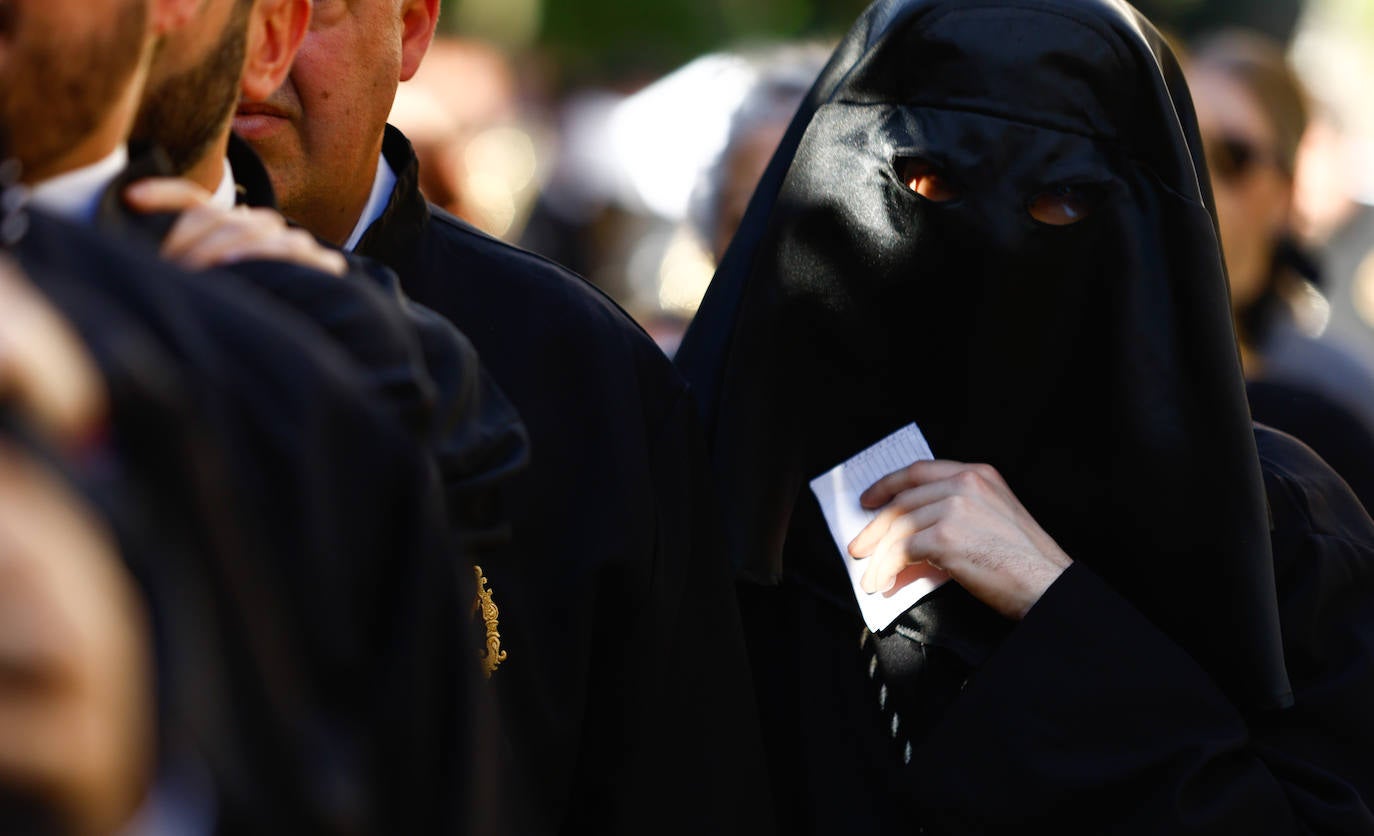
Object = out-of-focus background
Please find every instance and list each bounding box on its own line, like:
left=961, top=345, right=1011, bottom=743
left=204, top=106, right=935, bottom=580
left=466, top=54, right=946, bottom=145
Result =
left=411, top=0, right=1374, bottom=355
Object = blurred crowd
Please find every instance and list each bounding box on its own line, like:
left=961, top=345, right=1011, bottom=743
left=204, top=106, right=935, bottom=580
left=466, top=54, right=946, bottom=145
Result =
left=412, top=5, right=1374, bottom=378
left=428, top=0, right=1374, bottom=495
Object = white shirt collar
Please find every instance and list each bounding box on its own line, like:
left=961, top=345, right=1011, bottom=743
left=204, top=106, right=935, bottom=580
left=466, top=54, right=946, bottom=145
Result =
left=28, top=146, right=129, bottom=224
left=209, top=158, right=237, bottom=211
left=342, top=151, right=397, bottom=252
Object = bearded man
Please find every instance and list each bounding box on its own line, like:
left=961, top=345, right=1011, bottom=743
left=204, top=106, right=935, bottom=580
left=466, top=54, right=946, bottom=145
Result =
left=2, top=1, right=491, bottom=830
left=120, top=0, right=530, bottom=570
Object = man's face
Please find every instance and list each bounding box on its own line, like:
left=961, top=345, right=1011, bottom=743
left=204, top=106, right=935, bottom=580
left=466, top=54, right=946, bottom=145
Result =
left=132, top=0, right=252, bottom=174
left=234, top=0, right=405, bottom=223
left=0, top=0, right=150, bottom=182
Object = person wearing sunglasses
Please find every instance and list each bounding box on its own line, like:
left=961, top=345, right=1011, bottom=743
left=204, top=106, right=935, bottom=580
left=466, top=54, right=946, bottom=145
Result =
left=1188, top=30, right=1374, bottom=511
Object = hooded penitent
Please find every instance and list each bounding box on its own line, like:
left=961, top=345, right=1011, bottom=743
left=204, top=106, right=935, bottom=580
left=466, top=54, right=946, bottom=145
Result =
left=677, top=0, right=1290, bottom=718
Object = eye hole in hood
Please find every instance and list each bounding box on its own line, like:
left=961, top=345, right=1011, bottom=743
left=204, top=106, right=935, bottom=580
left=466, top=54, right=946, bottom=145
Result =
left=896, top=155, right=962, bottom=203
left=1027, top=182, right=1106, bottom=226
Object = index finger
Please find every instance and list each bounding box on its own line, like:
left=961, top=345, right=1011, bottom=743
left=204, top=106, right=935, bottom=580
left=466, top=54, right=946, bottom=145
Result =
left=860, top=459, right=979, bottom=509
left=123, top=178, right=213, bottom=213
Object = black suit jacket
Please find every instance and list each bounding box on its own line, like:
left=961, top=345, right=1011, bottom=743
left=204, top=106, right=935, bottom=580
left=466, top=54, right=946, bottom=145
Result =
left=354, top=125, right=775, bottom=835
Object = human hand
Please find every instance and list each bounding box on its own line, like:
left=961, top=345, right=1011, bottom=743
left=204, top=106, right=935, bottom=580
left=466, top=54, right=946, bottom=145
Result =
left=0, top=440, right=154, bottom=835
left=848, top=461, right=1072, bottom=620
left=124, top=178, right=347, bottom=276
left=0, top=258, right=108, bottom=449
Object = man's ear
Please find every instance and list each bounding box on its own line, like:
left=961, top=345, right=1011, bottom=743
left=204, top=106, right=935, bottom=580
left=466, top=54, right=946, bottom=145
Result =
left=149, top=0, right=201, bottom=37
left=399, top=0, right=442, bottom=82
left=241, top=0, right=311, bottom=102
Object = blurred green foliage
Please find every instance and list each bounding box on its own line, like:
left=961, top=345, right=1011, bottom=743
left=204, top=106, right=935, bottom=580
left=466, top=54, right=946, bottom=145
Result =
left=440, top=0, right=868, bottom=83
left=1123, top=0, right=1304, bottom=41
left=1321, top=0, right=1374, bottom=32
left=437, top=0, right=1317, bottom=84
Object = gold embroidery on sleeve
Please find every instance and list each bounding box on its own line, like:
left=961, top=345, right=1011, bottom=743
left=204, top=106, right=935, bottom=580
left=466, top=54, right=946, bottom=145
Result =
left=473, top=566, right=507, bottom=678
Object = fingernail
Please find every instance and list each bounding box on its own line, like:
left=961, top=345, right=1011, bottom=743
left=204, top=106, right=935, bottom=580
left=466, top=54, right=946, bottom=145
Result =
left=881, top=576, right=896, bottom=594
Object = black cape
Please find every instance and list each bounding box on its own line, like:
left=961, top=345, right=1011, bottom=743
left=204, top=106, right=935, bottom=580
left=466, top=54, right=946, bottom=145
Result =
left=353, top=125, right=773, bottom=834
left=677, top=0, right=1374, bottom=830
left=10, top=203, right=481, bottom=834
left=104, top=138, right=530, bottom=559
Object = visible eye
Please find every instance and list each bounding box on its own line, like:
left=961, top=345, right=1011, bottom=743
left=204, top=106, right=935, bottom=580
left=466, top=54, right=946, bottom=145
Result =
left=1026, top=183, right=1105, bottom=226
left=896, top=156, right=961, bottom=203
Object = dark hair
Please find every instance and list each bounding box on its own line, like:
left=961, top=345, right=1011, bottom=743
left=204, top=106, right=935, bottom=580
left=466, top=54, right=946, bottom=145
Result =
left=1191, top=30, right=1309, bottom=175
left=1192, top=29, right=1318, bottom=348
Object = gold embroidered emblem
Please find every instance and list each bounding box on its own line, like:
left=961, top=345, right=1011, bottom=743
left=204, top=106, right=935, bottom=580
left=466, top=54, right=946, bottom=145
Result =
left=472, top=566, right=507, bottom=678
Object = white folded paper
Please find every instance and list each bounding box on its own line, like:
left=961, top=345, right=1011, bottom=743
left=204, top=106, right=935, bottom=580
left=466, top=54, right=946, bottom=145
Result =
left=809, top=423, right=950, bottom=632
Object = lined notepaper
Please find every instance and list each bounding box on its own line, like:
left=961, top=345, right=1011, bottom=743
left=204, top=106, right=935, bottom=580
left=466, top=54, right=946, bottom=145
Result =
left=809, top=423, right=950, bottom=632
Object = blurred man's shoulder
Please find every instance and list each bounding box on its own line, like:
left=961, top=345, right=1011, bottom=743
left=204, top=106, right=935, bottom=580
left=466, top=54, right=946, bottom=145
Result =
left=1254, top=423, right=1374, bottom=552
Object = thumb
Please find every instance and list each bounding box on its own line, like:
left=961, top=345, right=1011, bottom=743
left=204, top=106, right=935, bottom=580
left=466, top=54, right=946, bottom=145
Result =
left=123, top=177, right=213, bottom=213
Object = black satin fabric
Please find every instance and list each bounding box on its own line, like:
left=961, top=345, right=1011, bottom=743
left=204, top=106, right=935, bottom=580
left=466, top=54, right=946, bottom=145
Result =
left=676, top=0, right=1289, bottom=716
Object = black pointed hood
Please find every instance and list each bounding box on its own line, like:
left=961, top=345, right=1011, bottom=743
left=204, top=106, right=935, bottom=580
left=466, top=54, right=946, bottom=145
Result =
left=676, top=0, right=1290, bottom=714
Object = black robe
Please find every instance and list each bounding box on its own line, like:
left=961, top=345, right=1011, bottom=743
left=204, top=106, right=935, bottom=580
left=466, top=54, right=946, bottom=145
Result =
left=1247, top=379, right=1374, bottom=512
left=676, top=0, right=1374, bottom=831
left=737, top=426, right=1374, bottom=834
left=352, top=126, right=773, bottom=834
left=102, top=139, right=530, bottom=560
left=10, top=205, right=481, bottom=834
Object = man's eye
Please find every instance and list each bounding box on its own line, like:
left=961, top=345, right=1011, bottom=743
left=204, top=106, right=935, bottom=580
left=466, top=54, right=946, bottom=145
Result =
left=896, top=157, right=961, bottom=203
left=1027, top=184, right=1105, bottom=226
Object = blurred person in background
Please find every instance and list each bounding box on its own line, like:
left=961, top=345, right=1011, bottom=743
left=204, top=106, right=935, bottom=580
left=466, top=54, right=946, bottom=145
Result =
left=0, top=430, right=153, bottom=836
left=688, top=44, right=830, bottom=268
left=237, top=1, right=773, bottom=833
left=1296, top=103, right=1374, bottom=368
left=388, top=37, right=544, bottom=239
left=566, top=43, right=830, bottom=357
left=531, top=44, right=831, bottom=357
left=1188, top=29, right=1374, bottom=508
left=0, top=246, right=154, bottom=836
left=389, top=83, right=471, bottom=220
